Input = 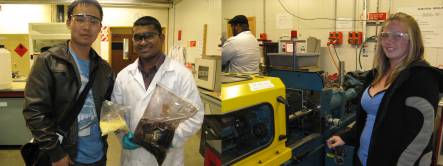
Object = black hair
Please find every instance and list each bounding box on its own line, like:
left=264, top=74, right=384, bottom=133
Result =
left=40, top=46, right=51, bottom=52
left=67, top=0, right=103, bottom=21
left=229, top=15, right=249, bottom=31
left=133, top=16, right=162, bottom=34
left=239, top=24, right=249, bottom=31
left=230, top=23, right=250, bottom=32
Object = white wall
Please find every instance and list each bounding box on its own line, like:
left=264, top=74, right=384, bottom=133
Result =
left=390, top=0, right=443, bottom=68
left=0, top=4, right=170, bottom=64
left=102, top=7, right=168, bottom=27
left=222, top=0, right=265, bottom=36
left=223, top=0, right=443, bottom=73
left=0, top=4, right=52, bottom=34
left=100, top=7, right=169, bottom=62
left=0, top=2, right=221, bottom=65
left=171, top=0, right=221, bottom=63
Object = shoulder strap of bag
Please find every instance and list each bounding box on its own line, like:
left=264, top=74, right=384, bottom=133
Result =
left=58, top=65, right=98, bottom=134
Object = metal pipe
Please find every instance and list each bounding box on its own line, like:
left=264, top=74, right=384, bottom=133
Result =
left=354, top=0, right=358, bottom=70
left=289, top=109, right=314, bottom=120
left=375, top=0, right=381, bottom=36
left=327, top=118, right=342, bottom=127
left=363, top=0, right=367, bottom=47
left=334, top=0, right=337, bottom=31
left=388, top=0, right=393, bottom=15
left=361, top=0, right=368, bottom=70
left=339, top=61, right=345, bottom=87
left=263, top=0, right=266, bottom=33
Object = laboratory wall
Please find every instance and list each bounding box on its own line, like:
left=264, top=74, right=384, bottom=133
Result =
left=171, top=0, right=222, bottom=63
left=223, top=0, right=443, bottom=73
left=0, top=1, right=221, bottom=74
left=0, top=4, right=52, bottom=34
left=0, top=4, right=50, bottom=77
left=100, top=7, right=169, bottom=63
left=0, top=3, right=170, bottom=75
left=222, top=0, right=265, bottom=37
left=0, top=34, right=30, bottom=77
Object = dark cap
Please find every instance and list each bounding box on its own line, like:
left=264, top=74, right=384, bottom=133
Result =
left=228, top=15, right=248, bottom=25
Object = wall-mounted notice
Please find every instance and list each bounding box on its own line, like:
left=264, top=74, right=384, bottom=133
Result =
left=336, top=18, right=353, bottom=32
left=276, top=13, right=293, bottom=29
left=398, top=6, right=443, bottom=48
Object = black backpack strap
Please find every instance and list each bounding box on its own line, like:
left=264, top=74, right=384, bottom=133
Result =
left=58, top=65, right=98, bottom=134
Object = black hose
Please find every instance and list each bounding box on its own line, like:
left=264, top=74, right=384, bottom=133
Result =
left=357, top=36, right=377, bottom=70
left=332, top=45, right=341, bottom=62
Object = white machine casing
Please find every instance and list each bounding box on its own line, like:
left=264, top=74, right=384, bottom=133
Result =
left=195, top=56, right=221, bottom=91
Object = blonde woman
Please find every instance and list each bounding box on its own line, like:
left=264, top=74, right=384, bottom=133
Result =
left=327, top=12, right=443, bottom=166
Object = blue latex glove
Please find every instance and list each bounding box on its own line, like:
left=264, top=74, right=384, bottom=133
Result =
left=122, top=132, right=140, bottom=150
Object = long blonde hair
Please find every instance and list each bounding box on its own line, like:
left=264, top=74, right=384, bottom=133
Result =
left=372, top=12, right=425, bottom=86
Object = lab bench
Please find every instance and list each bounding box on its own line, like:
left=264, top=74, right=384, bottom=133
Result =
left=0, top=82, right=32, bottom=145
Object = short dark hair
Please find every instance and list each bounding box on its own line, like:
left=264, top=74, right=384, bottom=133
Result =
left=133, top=16, right=162, bottom=34
left=239, top=24, right=250, bottom=31
left=67, top=0, right=103, bottom=21
left=228, top=15, right=249, bottom=25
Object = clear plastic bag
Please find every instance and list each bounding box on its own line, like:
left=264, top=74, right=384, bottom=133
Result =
left=99, top=100, right=129, bottom=136
left=132, top=84, right=198, bottom=165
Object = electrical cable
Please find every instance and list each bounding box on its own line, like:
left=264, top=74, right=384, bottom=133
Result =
left=357, top=44, right=364, bottom=70
left=327, top=45, right=340, bottom=72
left=332, top=45, right=341, bottom=62
left=278, top=0, right=368, bottom=22
left=357, top=36, right=377, bottom=70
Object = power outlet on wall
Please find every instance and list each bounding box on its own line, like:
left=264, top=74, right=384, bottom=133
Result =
left=362, top=47, right=369, bottom=57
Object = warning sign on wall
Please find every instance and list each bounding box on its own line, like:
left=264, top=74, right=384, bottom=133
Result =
left=189, top=40, right=196, bottom=47
left=15, top=44, right=28, bottom=57
left=100, top=26, right=109, bottom=42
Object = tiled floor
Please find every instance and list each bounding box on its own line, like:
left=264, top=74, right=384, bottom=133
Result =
left=0, top=131, right=203, bottom=166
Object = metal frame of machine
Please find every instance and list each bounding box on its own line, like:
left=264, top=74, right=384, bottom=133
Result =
left=200, top=71, right=363, bottom=166
left=267, top=69, right=359, bottom=166
left=201, top=75, right=292, bottom=165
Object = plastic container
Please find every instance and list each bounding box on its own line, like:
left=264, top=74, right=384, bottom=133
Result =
left=0, top=45, right=12, bottom=90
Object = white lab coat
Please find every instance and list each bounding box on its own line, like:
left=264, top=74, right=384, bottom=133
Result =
left=111, top=57, right=204, bottom=166
left=222, top=31, right=260, bottom=73
left=167, top=45, right=186, bottom=65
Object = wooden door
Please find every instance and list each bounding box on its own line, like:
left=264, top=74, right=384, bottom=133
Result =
left=110, top=27, right=167, bottom=74
left=110, top=27, right=135, bottom=74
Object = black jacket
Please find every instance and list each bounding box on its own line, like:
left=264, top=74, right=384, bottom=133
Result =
left=342, top=60, right=443, bottom=165
left=23, top=41, right=114, bottom=162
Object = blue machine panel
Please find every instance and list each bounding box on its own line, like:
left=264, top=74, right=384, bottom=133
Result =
left=267, top=70, right=324, bottom=91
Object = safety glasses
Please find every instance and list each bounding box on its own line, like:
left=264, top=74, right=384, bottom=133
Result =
left=133, top=32, right=161, bottom=42
left=379, top=32, right=409, bottom=41
left=71, top=13, right=102, bottom=26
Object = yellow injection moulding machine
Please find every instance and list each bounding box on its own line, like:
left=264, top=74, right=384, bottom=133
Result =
left=200, top=72, right=363, bottom=166
left=201, top=74, right=292, bottom=166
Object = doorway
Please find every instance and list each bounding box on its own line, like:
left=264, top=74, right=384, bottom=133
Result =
left=110, top=27, right=135, bottom=74
left=109, top=27, right=167, bottom=74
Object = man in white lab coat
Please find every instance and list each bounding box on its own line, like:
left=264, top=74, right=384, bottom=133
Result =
left=111, top=16, right=204, bottom=166
left=222, top=15, right=260, bottom=73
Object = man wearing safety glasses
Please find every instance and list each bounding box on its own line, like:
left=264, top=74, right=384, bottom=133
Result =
left=111, top=16, right=204, bottom=166
left=23, top=0, right=114, bottom=166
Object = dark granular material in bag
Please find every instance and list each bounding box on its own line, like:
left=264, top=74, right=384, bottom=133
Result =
left=132, top=119, right=176, bottom=165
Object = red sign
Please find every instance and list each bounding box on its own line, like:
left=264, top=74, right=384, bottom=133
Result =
left=368, top=12, right=387, bottom=21
left=15, top=44, right=28, bottom=57
left=100, top=26, right=109, bottom=42
left=189, top=40, right=196, bottom=47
